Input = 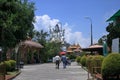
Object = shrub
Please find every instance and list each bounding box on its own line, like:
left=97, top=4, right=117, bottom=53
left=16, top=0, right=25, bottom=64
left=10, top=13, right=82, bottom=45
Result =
left=68, top=54, right=76, bottom=60
left=4, top=61, right=11, bottom=72
left=9, top=60, right=16, bottom=71
left=80, top=52, right=87, bottom=57
left=86, top=55, right=94, bottom=73
left=86, top=55, right=93, bottom=67
left=86, top=55, right=104, bottom=74
left=0, top=62, right=4, bottom=66
left=0, top=62, right=6, bottom=73
left=0, top=60, right=16, bottom=72
left=92, top=55, right=104, bottom=74
left=101, top=53, right=120, bottom=80
left=92, top=55, right=104, bottom=66
left=80, top=55, right=87, bottom=67
left=76, top=56, right=81, bottom=64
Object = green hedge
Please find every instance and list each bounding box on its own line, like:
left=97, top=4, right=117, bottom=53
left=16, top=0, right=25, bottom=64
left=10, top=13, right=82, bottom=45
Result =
left=86, top=55, right=93, bottom=67
left=92, top=55, right=104, bottom=67
left=92, top=55, right=104, bottom=74
left=4, top=61, right=11, bottom=71
left=76, top=56, right=81, bottom=64
left=102, top=53, right=120, bottom=80
left=86, top=55, right=104, bottom=74
left=67, top=54, right=76, bottom=60
left=86, top=55, right=94, bottom=73
left=4, top=60, right=16, bottom=72
left=80, top=55, right=87, bottom=67
left=0, top=62, right=6, bottom=74
left=9, top=60, right=16, bottom=71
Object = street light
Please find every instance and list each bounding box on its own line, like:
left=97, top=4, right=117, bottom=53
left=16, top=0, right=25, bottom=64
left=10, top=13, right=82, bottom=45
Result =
left=85, top=17, right=93, bottom=46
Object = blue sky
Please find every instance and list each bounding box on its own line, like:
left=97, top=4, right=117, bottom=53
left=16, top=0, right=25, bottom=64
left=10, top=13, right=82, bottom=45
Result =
left=30, top=0, right=120, bottom=48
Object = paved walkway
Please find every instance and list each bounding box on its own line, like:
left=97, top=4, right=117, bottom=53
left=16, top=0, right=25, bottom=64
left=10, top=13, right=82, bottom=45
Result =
left=13, top=62, right=92, bottom=80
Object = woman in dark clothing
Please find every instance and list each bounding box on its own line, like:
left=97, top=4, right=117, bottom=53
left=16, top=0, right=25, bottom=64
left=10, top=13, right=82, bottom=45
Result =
left=61, top=54, right=67, bottom=69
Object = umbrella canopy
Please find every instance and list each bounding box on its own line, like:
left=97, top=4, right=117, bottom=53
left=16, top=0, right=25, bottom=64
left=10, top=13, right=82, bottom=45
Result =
left=59, top=51, right=66, bottom=55
left=82, top=44, right=103, bottom=55
left=89, top=44, right=103, bottom=49
left=21, top=40, right=43, bottom=49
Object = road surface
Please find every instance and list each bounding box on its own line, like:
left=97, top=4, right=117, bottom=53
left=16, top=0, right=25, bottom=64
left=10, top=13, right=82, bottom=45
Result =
left=13, top=62, right=92, bottom=80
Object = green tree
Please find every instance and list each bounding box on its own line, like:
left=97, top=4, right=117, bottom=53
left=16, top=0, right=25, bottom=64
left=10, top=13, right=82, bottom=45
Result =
left=98, top=35, right=108, bottom=45
left=106, top=22, right=120, bottom=48
left=0, top=0, right=35, bottom=60
left=34, top=30, right=49, bottom=44
left=98, top=37, right=103, bottom=45
left=46, top=42, right=61, bottom=59
left=33, top=29, right=62, bottom=63
left=33, top=30, right=49, bottom=62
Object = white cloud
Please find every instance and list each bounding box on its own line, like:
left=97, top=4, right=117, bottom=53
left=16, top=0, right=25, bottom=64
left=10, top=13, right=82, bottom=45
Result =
left=34, top=15, right=59, bottom=32
left=34, top=15, right=91, bottom=48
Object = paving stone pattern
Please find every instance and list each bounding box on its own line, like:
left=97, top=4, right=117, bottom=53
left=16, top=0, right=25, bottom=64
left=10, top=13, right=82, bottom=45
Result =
left=13, top=62, right=92, bottom=80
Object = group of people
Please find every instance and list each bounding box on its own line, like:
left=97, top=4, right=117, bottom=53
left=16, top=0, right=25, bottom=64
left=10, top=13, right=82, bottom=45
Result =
left=53, top=54, right=71, bottom=69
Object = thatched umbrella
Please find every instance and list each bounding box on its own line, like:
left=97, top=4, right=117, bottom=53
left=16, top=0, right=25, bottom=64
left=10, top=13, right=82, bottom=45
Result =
left=21, top=40, right=43, bottom=49
left=19, top=40, right=44, bottom=64
left=82, top=44, right=103, bottom=55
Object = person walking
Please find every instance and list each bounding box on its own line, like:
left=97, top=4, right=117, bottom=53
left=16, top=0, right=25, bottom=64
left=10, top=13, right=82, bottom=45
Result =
left=61, top=54, right=67, bottom=69
left=54, top=55, right=61, bottom=69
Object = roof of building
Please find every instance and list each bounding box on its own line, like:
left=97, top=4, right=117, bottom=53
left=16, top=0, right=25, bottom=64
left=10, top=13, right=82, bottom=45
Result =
left=107, top=9, right=120, bottom=21
left=66, top=47, right=73, bottom=53
left=73, top=48, right=82, bottom=52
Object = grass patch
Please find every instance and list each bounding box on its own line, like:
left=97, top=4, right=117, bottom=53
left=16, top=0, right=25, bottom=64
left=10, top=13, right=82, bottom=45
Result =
left=7, top=70, right=20, bottom=75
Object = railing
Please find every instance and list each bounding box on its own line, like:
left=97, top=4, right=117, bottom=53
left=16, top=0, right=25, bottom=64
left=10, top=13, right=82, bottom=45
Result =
left=88, top=59, right=120, bottom=80
left=87, top=59, right=103, bottom=80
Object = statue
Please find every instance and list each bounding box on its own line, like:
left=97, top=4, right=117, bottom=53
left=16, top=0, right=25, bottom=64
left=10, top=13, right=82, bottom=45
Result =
left=49, top=23, right=65, bottom=43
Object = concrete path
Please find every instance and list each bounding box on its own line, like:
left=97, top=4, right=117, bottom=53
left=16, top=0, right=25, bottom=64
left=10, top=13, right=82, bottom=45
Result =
left=13, top=62, right=92, bottom=80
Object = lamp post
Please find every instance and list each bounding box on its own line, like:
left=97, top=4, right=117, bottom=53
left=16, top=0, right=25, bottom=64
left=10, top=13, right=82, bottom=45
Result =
left=85, top=17, right=93, bottom=80
left=85, top=17, right=93, bottom=46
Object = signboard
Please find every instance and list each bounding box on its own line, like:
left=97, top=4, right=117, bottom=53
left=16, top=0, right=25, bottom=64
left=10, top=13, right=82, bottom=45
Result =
left=112, top=38, right=120, bottom=53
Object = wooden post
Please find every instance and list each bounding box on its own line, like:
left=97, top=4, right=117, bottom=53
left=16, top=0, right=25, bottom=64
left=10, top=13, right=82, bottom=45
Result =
left=87, top=60, right=90, bottom=80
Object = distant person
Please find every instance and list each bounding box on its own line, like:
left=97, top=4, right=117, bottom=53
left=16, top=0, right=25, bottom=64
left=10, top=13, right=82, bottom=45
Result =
left=61, top=54, right=67, bottom=69
left=52, top=57, right=55, bottom=63
left=54, top=55, right=61, bottom=69
left=66, top=57, right=71, bottom=66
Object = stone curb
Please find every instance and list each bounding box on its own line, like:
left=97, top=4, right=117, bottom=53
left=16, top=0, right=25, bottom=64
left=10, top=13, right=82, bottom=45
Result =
left=6, top=71, right=21, bottom=80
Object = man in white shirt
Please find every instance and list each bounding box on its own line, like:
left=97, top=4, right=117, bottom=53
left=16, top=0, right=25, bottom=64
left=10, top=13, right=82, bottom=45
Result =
left=54, top=55, right=61, bottom=69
